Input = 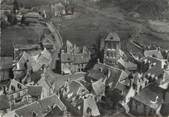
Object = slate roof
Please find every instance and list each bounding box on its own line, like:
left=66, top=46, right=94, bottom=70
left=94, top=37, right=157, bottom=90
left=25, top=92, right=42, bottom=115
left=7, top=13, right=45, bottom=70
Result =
left=132, top=83, right=164, bottom=110
left=27, top=85, right=42, bottom=98
left=0, top=94, right=10, bottom=110
left=105, top=32, right=120, bottom=42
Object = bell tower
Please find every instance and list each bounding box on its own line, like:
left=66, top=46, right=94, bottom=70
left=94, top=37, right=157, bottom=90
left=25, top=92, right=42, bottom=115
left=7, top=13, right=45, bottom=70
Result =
left=103, top=32, right=121, bottom=65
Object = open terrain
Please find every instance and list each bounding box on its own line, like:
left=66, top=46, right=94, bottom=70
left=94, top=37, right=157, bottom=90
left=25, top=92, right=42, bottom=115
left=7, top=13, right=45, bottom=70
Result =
left=1, top=0, right=169, bottom=57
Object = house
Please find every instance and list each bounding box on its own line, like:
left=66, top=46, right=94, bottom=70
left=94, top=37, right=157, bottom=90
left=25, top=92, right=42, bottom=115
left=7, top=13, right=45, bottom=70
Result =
left=144, top=49, right=163, bottom=59
left=103, top=32, right=121, bottom=66
left=93, top=63, right=129, bottom=93
left=60, top=49, right=90, bottom=74
left=15, top=101, right=43, bottom=117
left=117, top=58, right=137, bottom=71
left=38, top=68, right=86, bottom=99
left=50, top=2, right=65, bottom=17
left=13, top=47, right=52, bottom=83
left=86, top=69, right=106, bottom=82
left=59, top=40, right=90, bottom=74
left=143, top=56, right=167, bottom=78
left=60, top=80, right=100, bottom=116
left=15, top=94, right=66, bottom=117
left=129, top=83, right=165, bottom=116
left=7, top=79, right=28, bottom=110
left=0, top=57, right=13, bottom=82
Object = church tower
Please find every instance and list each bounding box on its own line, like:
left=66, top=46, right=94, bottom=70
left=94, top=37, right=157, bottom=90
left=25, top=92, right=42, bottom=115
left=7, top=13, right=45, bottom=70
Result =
left=103, top=32, right=121, bottom=65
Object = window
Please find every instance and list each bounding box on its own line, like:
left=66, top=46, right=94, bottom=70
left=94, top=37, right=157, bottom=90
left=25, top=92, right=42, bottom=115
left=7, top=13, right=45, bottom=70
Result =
left=17, top=84, right=22, bottom=89
left=11, top=85, right=15, bottom=92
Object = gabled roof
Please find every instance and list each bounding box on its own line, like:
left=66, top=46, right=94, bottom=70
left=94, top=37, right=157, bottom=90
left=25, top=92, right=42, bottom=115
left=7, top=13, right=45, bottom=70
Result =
left=39, top=94, right=66, bottom=113
left=39, top=69, right=86, bottom=92
left=0, top=94, right=9, bottom=110
left=92, top=78, right=106, bottom=96
left=8, top=79, right=27, bottom=94
left=132, top=83, right=164, bottom=110
left=15, top=95, right=66, bottom=117
left=15, top=101, right=43, bottom=117
left=87, top=69, right=106, bottom=81
left=143, top=56, right=164, bottom=77
left=105, top=32, right=120, bottom=42
left=93, top=63, right=128, bottom=90
left=27, top=85, right=42, bottom=98
left=118, top=58, right=137, bottom=71
left=144, top=49, right=163, bottom=59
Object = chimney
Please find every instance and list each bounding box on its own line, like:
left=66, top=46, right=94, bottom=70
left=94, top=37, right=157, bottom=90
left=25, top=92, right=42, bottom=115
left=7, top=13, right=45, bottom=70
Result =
left=97, top=59, right=100, bottom=63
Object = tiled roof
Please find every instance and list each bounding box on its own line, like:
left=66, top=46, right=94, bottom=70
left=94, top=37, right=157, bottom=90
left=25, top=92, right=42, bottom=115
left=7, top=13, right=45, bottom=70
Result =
left=118, top=58, right=137, bottom=71
left=143, top=56, right=164, bottom=76
left=40, top=69, right=86, bottom=92
left=93, top=63, right=128, bottom=90
left=92, top=78, right=106, bottom=96
left=144, top=49, right=163, bottom=59
left=87, top=69, right=106, bottom=81
left=105, top=32, right=120, bottom=42
left=39, top=94, right=66, bottom=113
left=15, top=101, right=43, bottom=117
left=15, top=95, right=66, bottom=117
left=8, top=79, right=27, bottom=94
left=132, top=83, right=164, bottom=110
left=27, top=85, right=42, bottom=97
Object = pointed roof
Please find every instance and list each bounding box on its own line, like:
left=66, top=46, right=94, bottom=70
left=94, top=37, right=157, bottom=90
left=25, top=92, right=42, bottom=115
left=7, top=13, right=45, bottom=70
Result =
left=105, top=32, right=120, bottom=42
left=132, top=83, right=164, bottom=110
left=15, top=95, right=66, bottom=117
left=39, top=94, right=66, bottom=112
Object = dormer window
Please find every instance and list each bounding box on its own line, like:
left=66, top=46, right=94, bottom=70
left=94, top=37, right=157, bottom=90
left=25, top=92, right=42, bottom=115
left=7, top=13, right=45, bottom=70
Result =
left=17, top=84, right=22, bottom=89
left=32, top=111, right=37, bottom=117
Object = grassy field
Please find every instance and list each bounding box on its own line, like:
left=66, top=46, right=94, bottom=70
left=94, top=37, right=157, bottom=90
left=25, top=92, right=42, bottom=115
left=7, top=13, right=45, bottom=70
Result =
left=1, top=0, right=169, bottom=57
left=1, top=23, right=45, bottom=56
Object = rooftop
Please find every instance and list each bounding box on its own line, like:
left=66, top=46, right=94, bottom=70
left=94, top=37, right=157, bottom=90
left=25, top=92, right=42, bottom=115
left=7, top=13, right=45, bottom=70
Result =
left=105, top=32, right=120, bottom=42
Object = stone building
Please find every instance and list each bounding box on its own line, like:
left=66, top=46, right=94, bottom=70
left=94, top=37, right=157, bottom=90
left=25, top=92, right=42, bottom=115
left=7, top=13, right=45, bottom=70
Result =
left=128, top=83, right=167, bottom=116
left=7, top=79, right=28, bottom=110
left=103, top=32, right=121, bottom=66
left=60, top=41, right=90, bottom=74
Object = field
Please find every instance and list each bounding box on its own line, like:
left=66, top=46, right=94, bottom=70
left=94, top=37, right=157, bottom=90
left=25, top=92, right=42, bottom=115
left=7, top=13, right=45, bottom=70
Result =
left=1, top=0, right=169, bottom=57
